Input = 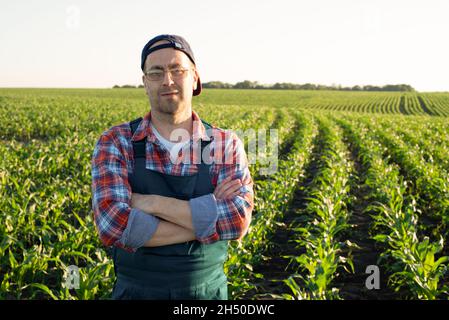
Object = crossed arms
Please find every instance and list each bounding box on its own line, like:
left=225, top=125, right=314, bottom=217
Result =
left=91, top=129, right=254, bottom=252
left=131, top=176, right=247, bottom=247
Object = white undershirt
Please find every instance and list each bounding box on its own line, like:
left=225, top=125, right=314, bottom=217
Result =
left=150, top=122, right=189, bottom=153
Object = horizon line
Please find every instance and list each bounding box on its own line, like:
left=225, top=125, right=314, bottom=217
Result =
left=0, top=86, right=448, bottom=93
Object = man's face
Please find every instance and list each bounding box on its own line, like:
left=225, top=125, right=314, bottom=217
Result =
left=142, top=42, right=199, bottom=116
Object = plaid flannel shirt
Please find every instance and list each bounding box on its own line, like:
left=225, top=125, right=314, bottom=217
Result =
left=91, top=110, right=254, bottom=252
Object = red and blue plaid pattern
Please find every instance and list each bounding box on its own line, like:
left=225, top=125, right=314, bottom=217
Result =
left=91, top=110, right=254, bottom=250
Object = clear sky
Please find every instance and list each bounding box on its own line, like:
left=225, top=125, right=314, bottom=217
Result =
left=1, top=0, right=448, bottom=92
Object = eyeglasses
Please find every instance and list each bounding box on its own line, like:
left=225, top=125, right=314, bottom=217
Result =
left=144, top=67, right=193, bottom=81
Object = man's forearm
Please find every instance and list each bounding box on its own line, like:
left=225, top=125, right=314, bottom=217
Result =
left=135, top=194, right=194, bottom=231
left=144, top=219, right=196, bottom=247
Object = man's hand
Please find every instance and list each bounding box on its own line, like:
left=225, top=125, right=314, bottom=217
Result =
left=214, top=176, right=243, bottom=200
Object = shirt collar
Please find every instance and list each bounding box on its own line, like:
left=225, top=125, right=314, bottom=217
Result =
left=131, top=110, right=212, bottom=144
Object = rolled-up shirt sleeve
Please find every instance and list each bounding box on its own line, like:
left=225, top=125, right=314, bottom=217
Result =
left=189, top=194, right=218, bottom=240
left=91, top=131, right=159, bottom=252
left=119, top=208, right=160, bottom=249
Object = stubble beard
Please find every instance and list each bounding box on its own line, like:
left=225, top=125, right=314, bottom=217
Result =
left=160, top=97, right=183, bottom=115
left=151, top=89, right=184, bottom=115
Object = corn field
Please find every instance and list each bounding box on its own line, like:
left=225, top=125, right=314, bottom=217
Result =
left=1, top=88, right=448, bottom=300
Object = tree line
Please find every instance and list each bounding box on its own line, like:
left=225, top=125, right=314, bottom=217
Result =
left=113, top=84, right=144, bottom=89
left=112, top=81, right=415, bottom=92
left=202, top=81, right=415, bottom=92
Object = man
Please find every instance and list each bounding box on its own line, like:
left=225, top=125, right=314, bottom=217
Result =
left=91, top=34, right=254, bottom=300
